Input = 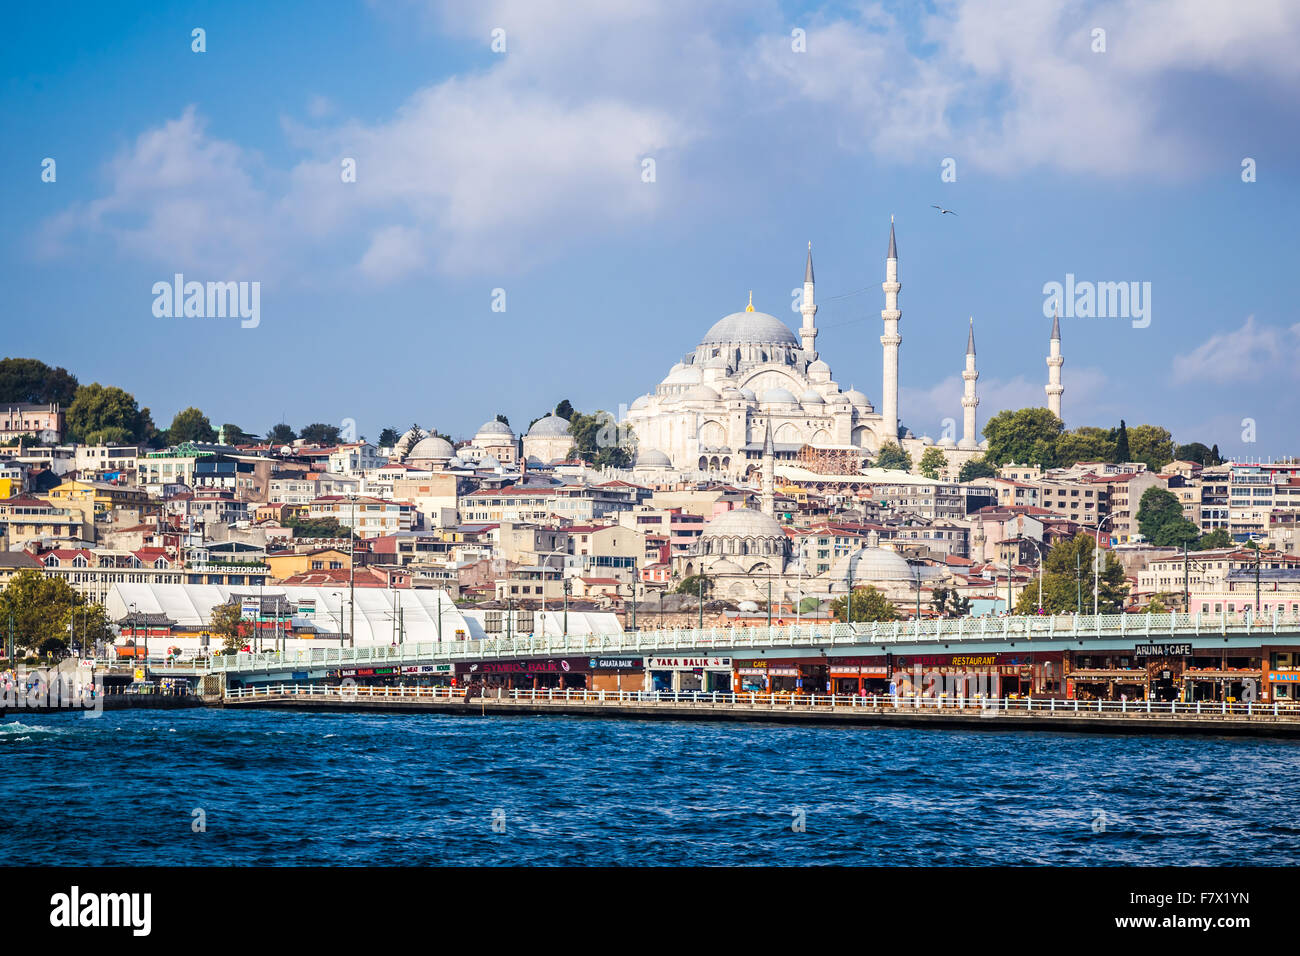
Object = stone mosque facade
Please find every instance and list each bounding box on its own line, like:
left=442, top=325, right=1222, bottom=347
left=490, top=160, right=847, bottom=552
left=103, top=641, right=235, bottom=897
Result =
left=622, top=220, right=1064, bottom=478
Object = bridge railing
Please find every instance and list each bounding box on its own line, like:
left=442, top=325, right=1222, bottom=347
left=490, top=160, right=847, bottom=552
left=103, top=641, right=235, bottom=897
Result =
left=204, top=607, right=1300, bottom=676
left=224, top=682, right=1300, bottom=720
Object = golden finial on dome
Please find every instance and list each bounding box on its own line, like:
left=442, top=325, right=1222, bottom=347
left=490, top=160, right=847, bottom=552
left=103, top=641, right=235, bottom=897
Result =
left=745, top=290, right=754, bottom=312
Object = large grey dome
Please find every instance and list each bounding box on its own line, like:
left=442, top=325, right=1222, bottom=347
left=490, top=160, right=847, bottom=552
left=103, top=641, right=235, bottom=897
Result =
left=407, top=435, right=453, bottom=460
left=528, top=414, right=571, bottom=437
left=635, top=449, right=672, bottom=468
left=701, top=507, right=785, bottom=540
left=700, top=311, right=799, bottom=347
left=475, top=420, right=513, bottom=439
left=827, top=548, right=940, bottom=584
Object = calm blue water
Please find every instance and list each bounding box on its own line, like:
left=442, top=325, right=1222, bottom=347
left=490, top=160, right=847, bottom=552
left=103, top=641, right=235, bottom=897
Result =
left=3, top=709, right=1297, bottom=866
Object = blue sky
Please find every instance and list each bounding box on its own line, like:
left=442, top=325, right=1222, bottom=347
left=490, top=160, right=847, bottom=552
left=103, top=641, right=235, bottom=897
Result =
left=3, top=0, right=1298, bottom=455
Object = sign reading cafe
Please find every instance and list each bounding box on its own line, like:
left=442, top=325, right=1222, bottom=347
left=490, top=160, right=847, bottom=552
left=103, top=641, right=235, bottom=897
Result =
left=1133, top=643, right=1193, bottom=658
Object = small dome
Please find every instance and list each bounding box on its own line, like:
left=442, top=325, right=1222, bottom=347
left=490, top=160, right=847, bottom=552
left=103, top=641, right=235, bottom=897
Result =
left=407, top=435, right=454, bottom=460
left=448, top=456, right=467, bottom=468
left=635, top=449, right=673, bottom=468
left=528, top=415, right=571, bottom=437
left=709, top=558, right=745, bottom=575
left=700, top=311, right=799, bottom=348
left=702, top=507, right=785, bottom=540
left=800, top=388, right=825, bottom=405
left=721, top=387, right=744, bottom=399
left=684, top=384, right=721, bottom=402
left=828, top=548, right=915, bottom=583
left=703, top=355, right=730, bottom=370
left=739, top=387, right=757, bottom=401
left=845, top=388, right=869, bottom=406
left=630, top=394, right=652, bottom=410
left=660, top=366, right=702, bottom=386
left=475, top=420, right=513, bottom=440
left=760, top=387, right=799, bottom=405
left=808, top=359, right=831, bottom=375
left=937, top=437, right=956, bottom=448
left=479, top=454, right=501, bottom=468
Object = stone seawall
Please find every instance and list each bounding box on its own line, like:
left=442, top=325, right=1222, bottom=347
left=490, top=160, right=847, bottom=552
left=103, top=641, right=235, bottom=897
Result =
left=221, top=694, right=1300, bottom=738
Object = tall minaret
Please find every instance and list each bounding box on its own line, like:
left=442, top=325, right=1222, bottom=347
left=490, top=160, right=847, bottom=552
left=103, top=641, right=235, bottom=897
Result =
left=761, top=422, right=776, bottom=517
left=960, top=317, right=980, bottom=449
left=880, top=216, right=901, bottom=442
left=799, top=242, right=818, bottom=354
left=1046, top=304, right=1064, bottom=421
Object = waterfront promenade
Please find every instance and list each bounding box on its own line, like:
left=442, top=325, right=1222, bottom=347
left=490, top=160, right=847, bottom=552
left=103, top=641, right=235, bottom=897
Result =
left=222, top=683, right=1300, bottom=737
left=150, top=609, right=1300, bottom=681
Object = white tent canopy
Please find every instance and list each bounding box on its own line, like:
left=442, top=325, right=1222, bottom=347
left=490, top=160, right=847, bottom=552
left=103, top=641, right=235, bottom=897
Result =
left=106, top=582, right=467, bottom=647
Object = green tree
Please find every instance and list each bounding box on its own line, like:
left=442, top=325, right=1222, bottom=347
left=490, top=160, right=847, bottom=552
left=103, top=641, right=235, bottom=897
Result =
left=1173, top=442, right=1215, bottom=466
left=0, top=358, right=79, bottom=406
left=930, top=585, right=971, bottom=618
left=918, top=447, right=946, bottom=479
left=1020, top=533, right=1128, bottom=613
left=495, top=414, right=510, bottom=428
left=60, top=602, right=114, bottom=653
left=1196, top=528, right=1233, bottom=550
left=1113, top=420, right=1130, bottom=463
left=554, top=400, right=575, bottom=421
left=982, top=408, right=1064, bottom=466
left=875, top=441, right=913, bottom=472
left=285, top=515, right=351, bottom=538
left=299, top=423, right=342, bottom=445
left=168, top=407, right=217, bottom=444
left=377, top=427, right=400, bottom=447
left=220, top=423, right=255, bottom=444
left=1127, top=424, right=1175, bottom=471
left=0, top=570, right=87, bottom=654
left=675, top=575, right=712, bottom=597
left=267, top=423, right=297, bottom=444
left=1055, top=426, right=1116, bottom=467
left=831, top=586, right=899, bottom=622
left=1136, top=486, right=1198, bottom=546
left=1144, top=593, right=1174, bottom=614
left=569, top=410, right=634, bottom=468
left=66, top=383, right=154, bottom=444
left=957, top=456, right=998, bottom=482
left=208, top=601, right=249, bottom=654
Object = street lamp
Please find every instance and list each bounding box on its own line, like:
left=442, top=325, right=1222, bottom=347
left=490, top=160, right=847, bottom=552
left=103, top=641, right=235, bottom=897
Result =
left=1093, top=513, right=1118, bottom=615
left=1025, top=537, right=1045, bottom=613
left=537, top=547, right=569, bottom=637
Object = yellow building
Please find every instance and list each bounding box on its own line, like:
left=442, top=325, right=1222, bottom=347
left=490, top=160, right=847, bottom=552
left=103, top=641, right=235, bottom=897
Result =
left=265, top=548, right=353, bottom=582
left=44, top=479, right=151, bottom=521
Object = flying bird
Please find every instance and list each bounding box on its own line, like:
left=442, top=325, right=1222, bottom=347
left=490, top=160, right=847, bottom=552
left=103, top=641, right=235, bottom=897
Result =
left=931, top=204, right=958, bottom=216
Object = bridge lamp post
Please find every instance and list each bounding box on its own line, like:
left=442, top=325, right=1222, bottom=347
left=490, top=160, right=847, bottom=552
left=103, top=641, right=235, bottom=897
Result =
left=1025, top=537, right=1045, bottom=614
left=1093, top=513, right=1118, bottom=616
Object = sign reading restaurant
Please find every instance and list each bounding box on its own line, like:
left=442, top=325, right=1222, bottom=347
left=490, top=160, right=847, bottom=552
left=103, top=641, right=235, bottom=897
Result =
left=1133, top=643, right=1193, bottom=658
left=646, top=657, right=732, bottom=670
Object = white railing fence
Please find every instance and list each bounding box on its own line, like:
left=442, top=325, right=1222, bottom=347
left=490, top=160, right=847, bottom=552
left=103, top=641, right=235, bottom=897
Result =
left=193, top=608, right=1300, bottom=677
left=222, top=682, right=1300, bottom=720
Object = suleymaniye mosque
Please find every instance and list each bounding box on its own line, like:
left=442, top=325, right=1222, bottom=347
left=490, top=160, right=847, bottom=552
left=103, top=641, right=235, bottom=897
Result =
left=622, top=219, right=1046, bottom=480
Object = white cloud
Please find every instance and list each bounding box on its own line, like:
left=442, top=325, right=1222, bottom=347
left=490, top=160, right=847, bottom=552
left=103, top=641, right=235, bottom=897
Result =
left=39, top=106, right=278, bottom=276
left=39, top=0, right=1300, bottom=282
left=1171, top=315, right=1300, bottom=385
